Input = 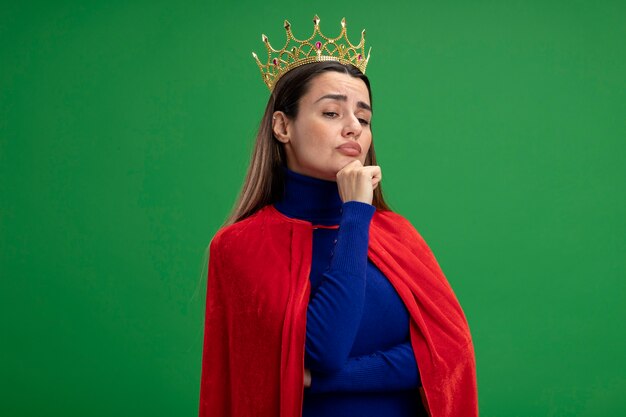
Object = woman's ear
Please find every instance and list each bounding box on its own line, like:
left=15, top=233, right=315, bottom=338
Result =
left=272, top=111, right=291, bottom=144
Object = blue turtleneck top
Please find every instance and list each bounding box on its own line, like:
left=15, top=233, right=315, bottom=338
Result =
left=274, top=167, right=423, bottom=417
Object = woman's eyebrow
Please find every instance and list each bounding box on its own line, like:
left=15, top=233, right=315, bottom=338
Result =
left=314, top=94, right=372, bottom=112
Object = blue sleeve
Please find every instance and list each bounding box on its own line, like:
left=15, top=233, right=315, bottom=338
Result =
left=304, top=201, right=376, bottom=373
left=308, top=341, right=421, bottom=393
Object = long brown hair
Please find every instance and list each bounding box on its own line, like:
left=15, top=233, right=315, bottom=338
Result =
left=224, top=60, right=391, bottom=227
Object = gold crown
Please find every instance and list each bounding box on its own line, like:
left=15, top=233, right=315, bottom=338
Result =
left=252, top=15, right=371, bottom=91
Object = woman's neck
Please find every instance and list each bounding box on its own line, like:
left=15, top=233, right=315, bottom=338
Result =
left=274, top=166, right=343, bottom=226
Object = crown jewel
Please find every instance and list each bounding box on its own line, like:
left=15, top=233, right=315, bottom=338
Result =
left=252, top=15, right=371, bottom=91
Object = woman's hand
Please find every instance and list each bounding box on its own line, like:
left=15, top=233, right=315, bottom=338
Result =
left=304, top=368, right=312, bottom=388
left=336, top=160, right=382, bottom=205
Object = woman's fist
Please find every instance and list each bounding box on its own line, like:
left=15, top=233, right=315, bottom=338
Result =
left=336, top=160, right=382, bottom=205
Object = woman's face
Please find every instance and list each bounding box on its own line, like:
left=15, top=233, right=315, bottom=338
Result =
left=272, top=71, right=372, bottom=181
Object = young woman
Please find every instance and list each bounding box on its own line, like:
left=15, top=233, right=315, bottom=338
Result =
left=199, top=17, right=478, bottom=417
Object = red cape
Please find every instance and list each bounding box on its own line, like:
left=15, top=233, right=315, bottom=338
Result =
left=199, top=205, right=478, bottom=416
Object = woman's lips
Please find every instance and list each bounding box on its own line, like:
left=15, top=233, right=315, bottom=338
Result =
left=336, top=142, right=362, bottom=156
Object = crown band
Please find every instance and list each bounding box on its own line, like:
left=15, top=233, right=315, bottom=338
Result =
left=252, top=15, right=371, bottom=91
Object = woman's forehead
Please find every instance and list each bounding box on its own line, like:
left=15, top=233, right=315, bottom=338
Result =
left=305, top=72, right=370, bottom=104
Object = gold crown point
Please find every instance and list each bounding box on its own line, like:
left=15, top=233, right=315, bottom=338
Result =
left=341, top=17, right=346, bottom=28
left=284, top=20, right=291, bottom=30
left=252, top=52, right=257, bottom=59
left=262, top=34, right=268, bottom=43
left=313, top=15, right=320, bottom=26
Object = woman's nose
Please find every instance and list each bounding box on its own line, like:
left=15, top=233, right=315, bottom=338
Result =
left=341, top=115, right=362, bottom=138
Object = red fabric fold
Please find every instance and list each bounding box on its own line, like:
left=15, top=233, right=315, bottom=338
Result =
left=199, top=205, right=478, bottom=417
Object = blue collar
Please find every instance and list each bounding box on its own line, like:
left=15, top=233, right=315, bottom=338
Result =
left=273, top=166, right=343, bottom=226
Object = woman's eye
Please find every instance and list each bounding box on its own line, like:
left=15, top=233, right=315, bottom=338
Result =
left=358, top=118, right=370, bottom=126
left=323, top=112, right=338, bottom=118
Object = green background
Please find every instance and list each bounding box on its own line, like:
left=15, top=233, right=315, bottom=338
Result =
left=1, top=0, right=624, bottom=415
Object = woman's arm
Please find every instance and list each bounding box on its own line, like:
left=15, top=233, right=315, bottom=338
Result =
left=308, top=341, right=421, bottom=393
left=305, top=201, right=375, bottom=373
